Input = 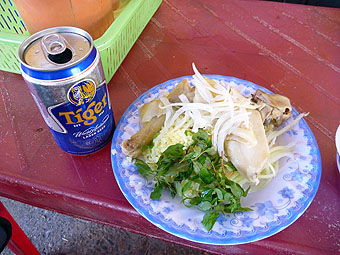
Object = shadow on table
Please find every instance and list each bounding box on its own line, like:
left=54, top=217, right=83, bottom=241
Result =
left=264, top=0, right=340, bottom=8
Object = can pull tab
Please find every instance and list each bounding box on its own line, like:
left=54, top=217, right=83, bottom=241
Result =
left=42, top=34, right=73, bottom=64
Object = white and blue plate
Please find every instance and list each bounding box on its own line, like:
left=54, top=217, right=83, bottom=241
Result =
left=111, top=75, right=321, bottom=245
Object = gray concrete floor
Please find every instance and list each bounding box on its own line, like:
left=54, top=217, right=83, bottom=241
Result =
left=0, top=197, right=210, bottom=255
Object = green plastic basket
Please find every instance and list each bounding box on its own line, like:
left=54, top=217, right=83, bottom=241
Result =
left=0, top=0, right=162, bottom=82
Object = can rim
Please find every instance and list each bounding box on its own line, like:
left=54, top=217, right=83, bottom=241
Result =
left=18, top=26, right=93, bottom=72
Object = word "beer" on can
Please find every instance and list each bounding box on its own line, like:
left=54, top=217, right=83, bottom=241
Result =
left=18, top=26, right=115, bottom=155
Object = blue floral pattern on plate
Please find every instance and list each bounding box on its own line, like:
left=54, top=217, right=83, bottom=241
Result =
left=111, top=75, right=321, bottom=245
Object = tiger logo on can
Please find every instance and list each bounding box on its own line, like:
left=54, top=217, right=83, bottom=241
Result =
left=68, top=80, right=96, bottom=106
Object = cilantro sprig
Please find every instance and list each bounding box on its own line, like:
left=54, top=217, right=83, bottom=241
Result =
left=134, top=129, right=252, bottom=231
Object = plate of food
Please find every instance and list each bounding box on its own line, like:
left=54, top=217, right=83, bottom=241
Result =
left=111, top=64, right=321, bottom=245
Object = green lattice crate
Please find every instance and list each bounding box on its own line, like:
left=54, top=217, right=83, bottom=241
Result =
left=0, top=0, right=162, bottom=82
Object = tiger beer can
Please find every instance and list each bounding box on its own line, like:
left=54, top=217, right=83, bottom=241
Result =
left=18, top=27, right=115, bottom=155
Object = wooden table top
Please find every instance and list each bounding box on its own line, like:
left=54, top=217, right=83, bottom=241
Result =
left=1, top=0, right=339, bottom=253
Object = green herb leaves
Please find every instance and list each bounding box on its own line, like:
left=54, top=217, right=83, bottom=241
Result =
left=135, top=159, right=153, bottom=177
left=201, top=212, right=219, bottom=232
left=150, top=183, right=163, bottom=200
left=157, top=144, right=184, bottom=176
left=134, top=129, right=252, bottom=232
left=199, top=168, right=215, bottom=184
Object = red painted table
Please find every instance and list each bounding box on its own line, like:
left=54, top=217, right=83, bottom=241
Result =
left=1, top=0, right=340, bottom=254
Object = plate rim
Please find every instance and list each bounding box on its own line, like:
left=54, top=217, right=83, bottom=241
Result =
left=111, top=74, right=322, bottom=245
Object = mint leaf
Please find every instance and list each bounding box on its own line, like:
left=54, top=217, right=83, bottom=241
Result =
left=193, top=161, right=202, bottom=174
left=224, top=192, right=232, bottom=202
left=201, top=189, right=214, bottom=202
left=182, top=180, right=192, bottom=193
left=175, top=166, right=193, bottom=181
left=181, top=151, right=196, bottom=162
left=192, top=129, right=209, bottom=142
left=150, top=184, right=163, bottom=200
left=189, top=197, right=202, bottom=206
left=214, top=188, right=224, bottom=200
left=193, top=145, right=202, bottom=156
left=224, top=197, right=241, bottom=213
left=204, top=147, right=217, bottom=156
left=199, top=168, right=215, bottom=184
left=198, top=201, right=212, bottom=211
left=229, top=181, right=244, bottom=198
left=135, top=159, right=153, bottom=177
left=157, top=144, right=184, bottom=176
left=165, top=161, right=190, bottom=177
left=192, top=130, right=212, bottom=150
left=174, top=181, right=183, bottom=196
left=158, top=144, right=184, bottom=162
left=224, top=178, right=245, bottom=199
left=201, top=211, right=219, bottom=231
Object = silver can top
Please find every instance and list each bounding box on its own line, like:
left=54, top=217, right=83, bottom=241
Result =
left=18, top=27, right=93, bottom=71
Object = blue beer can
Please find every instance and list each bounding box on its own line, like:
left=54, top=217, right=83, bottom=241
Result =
left=18, top=27, right=115, bottom=155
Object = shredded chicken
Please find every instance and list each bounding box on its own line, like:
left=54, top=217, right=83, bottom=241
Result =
left=225, top=110, right=269, bottom=185
left=251, top=89, right=292, bottom=128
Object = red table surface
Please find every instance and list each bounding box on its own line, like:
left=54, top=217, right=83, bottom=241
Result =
left=1, top=0, right=340, bottom=254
